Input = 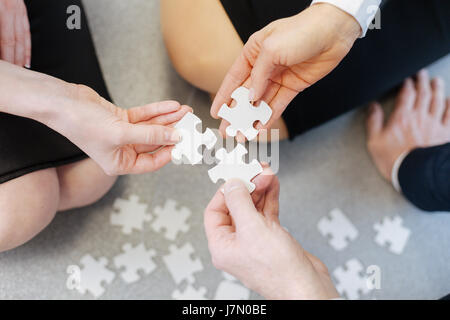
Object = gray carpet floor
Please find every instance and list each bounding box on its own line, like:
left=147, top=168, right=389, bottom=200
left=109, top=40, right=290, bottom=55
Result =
left=0, top=0, right=449, bottom=300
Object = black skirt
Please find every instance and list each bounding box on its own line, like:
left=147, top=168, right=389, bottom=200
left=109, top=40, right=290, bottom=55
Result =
left=219, top=0, right=450, bottom=138
left=0, top=0, right=111, bottom=184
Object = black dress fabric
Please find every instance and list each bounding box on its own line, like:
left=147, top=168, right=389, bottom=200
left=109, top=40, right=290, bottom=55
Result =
left=219, top=0, right=450, bottom=138
left=0, top=0, right=111, bottom=184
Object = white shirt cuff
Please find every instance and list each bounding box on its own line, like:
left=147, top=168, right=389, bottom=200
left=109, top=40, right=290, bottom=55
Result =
left=391, top=151, right=409, bottom=193
left=310, top=0, right=381, bottom=37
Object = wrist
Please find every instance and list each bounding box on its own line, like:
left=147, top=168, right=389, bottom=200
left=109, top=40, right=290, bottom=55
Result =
left=43, top=84, right=104, bottom=142
left=28, top=79, right=79, bottom=130
left=311, top=2, right=361, bottom=45
left=275, top=268, right=339, bottom=300
left=287, top=281, right=339, bottom=300
left=391, top=151, right=409, bottom=192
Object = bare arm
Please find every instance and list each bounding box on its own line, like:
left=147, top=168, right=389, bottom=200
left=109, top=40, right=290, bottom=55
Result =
left=0, top=61, right=189, bottom=175
left=0, top=60, right=73, bottom=125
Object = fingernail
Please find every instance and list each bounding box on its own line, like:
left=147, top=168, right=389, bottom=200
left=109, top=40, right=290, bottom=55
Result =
left=224, top=179, right=245, bottom=194
left=435, top=77, right=444, bottom=87
left=369, top=102, right=378, bottom=112
left=248, top=88, right=255, bottom=102
left=418, top=69, right=428, bottom=77
left=404, top=78, right=412, bottom=87
left=167, top=130, right=181, bottom=143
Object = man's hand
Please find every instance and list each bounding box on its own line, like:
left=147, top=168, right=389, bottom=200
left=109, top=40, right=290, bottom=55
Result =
left=204, top=167, right=339, bottom=300
left=0, top=0, right=31, bottom=67
left=211, top=3, right=360, bottom=138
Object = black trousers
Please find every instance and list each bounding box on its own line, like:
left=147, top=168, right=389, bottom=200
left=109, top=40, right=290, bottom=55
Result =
left=220, top=0, right=450, bottom=137
left=0, top=0, right=110, bottom=184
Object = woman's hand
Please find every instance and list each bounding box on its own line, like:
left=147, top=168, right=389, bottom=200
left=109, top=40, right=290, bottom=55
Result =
left=211, top=3, right=361, bottom=137
left=0, top=0, right=31, bottom=67
left=204, top=166, right=339, bottom=300
left=53, top=85, right=191, bottom=176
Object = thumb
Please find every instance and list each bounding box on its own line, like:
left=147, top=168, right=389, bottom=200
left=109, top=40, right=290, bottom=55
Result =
left=119, top=123, right=181, bottom=146
left=366, top=102, right=384, bottom=139
left=249, top=41, right=277, bottom=102
left=224, top=179, right=260, bottom=227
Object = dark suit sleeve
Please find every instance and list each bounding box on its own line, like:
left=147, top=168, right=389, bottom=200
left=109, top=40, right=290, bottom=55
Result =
left=398, top=143, right=450, bottom=212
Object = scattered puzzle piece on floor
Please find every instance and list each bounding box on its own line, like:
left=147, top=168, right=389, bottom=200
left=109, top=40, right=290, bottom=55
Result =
left=218, top=87, right=272, bottom=141
left=76, top=255, right=115, bottom=298
left=151, top=199, right=191, bottom=241
left=163, top=243, right=204, bottom=285
left=113, top=243, right=157, bottom=284
left=172, top=112, right=217, bottom=165
left=318, top=208, right=358, bottom=251
left=374, top=215, right=410, bottom=255
left=110, top=195, right=151, bottom=235
left=333, top=258, right=371, bottom=300
left=172, top=284, right=208, bottom=300
left=208, top=144, right=263, bottom=193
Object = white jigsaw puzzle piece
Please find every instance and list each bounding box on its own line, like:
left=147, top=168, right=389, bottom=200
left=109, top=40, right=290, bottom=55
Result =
left=151, top=199, right=191, bottom=241
left=110, top=195, right=151, bottom=235
left=172, top=284, right=207, bottom=300
left=113, top=243, right=157, bottom=283
left=208, top=144, right=263, bottom=193
left=318, top=208, right=358, bottom=251
left=333, top=258, right=371, bottom=300
left=218, top=87, right=272, bottom=141
left=172, top=113, right=217, bottom=165
left=77, top=254, right=115, bottom=298
left=163, top=243, right=204, bottom=285
left=374, top=215, right=410, bottom=255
